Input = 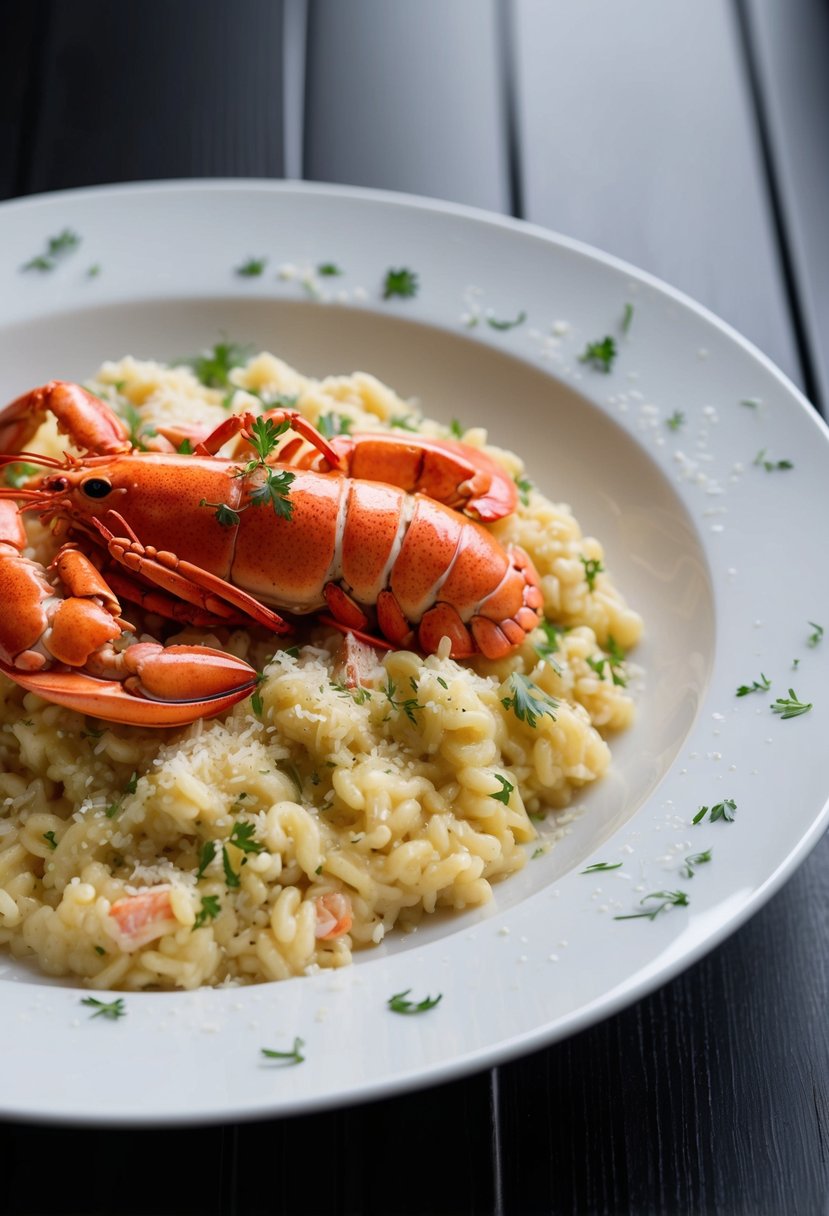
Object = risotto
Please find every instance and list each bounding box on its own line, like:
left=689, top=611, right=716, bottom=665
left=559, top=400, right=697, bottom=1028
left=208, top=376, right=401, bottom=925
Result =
left=0, top=349, right=643, bottom=990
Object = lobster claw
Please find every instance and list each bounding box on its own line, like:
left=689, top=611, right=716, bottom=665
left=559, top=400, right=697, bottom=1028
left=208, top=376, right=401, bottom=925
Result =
left=0, top=644, right=257, bottom=727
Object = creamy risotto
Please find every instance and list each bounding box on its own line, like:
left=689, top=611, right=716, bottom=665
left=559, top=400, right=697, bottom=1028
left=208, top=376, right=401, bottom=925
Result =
left=0, top=350, right=643, bottom=990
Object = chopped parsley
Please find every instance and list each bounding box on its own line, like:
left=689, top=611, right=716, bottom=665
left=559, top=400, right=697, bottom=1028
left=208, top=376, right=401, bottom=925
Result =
left=383, top=678, right=421, bottom=725
left=389, top=414, right=419, bottom=431
left=123, top=402, right=156, bottom=451
left=4, top=462, right=40, bottom=488
left=317, top=262, right=342, bottom=277
left=387, top=989, right=442, bottom=1014
left=185, top=340, right=250, bottom=389
left=22, top=228, right=81, bottom=272
left=614, top=890, right=689, bottom=922
left=193, top=895, right=221, bottom=930
left=43, top=831, right=58, bottom=850
left=514, top=474, right=533, bottom=506
left=86, top=263, right=101, bottom=278
left=501, top=673, right=558, bottom=729
left=665, top=410, right=685, bottom=432
left=534, top=619, right=564, bottom=664
left=489, top=774, right=514, bottom=805
left=228, top=821, right=265, bottom=855
left=753, top=448, right=793, bottom=472
left=580, top=556, right=604, bottom=591
left=586, top=635, right=627, bottom=687
left=222, top=845, right=241, bottom=889
left=578, top=335, right=616, bottom=373
left=261, top=1036, right=305, bottom=1065
left=620, top=302, right=634, bottom=334
left=202, top=417, right=294, bottom=527
left=736, top=673, right=771, bottom=697
left=317, top=412, right=352, bottom=439
left=195, top=840, right=217, bottom=880
left=81, top=996, right=126, bottom=1021
left=177, top=438, right=193, bottom=454
left=449, top=418, right=464, bottom=439
left=486, top=310, right=526, bottom=332
left=770, top=689, right=812, bottom=719
left=807, top=622, right=824, bottom=648
left=531, top=847, right=545, bottom=859
left=236, top=257, right=267, bottom=277
left=740, top=397, right=761, bottom=409
left=580, top=861, right=622, bottom=874
left=693, top=798, right=736, bottom=825
left=680, top=849, right=712, bottom=879
left=383, top=268, right=419, bottom=299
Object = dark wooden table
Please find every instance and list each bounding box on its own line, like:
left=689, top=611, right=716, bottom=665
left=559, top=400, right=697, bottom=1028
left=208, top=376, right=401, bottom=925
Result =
left=2, top=3, right=828, bottom=1213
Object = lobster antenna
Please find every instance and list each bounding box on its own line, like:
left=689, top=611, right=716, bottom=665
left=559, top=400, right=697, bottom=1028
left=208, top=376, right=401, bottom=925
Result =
left=0, top=451, right=66, bottom=469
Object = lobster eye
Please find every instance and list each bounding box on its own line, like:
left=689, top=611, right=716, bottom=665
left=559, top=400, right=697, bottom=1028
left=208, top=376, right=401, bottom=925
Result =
left=82, top=478, right=112, bottom=499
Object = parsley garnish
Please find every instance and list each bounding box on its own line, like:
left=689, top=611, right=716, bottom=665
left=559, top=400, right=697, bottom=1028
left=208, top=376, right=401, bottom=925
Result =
left=387, top=989, right=442, bottom=1015
left=317, top=412, right=352, bottom=439
left=81, top=996, right=126, bottom=1020
left=222, top=845, right=241, bottom=889
left=666, top=410, right=685, bottom=432
left=383, top=268, right=419, bottom=299
left=22, top=228, right=81, bottom=272
left=185, top=341, right=250, bottom=389
left=501, top=674, right=558, bottom=729
left=228, top=821, right=265, bottom=855
left=389, top=414, right=419, bottom=431
left=771, top=689, right=812, bottom=719
left=486, top=310, right=526, bottom=332
left=736, top=673, right=771, bottom=697
left=586, top=635, right=627, bottom=687
left=514, top=474, right=533, bottom=506
left=248, top=467, right=295, bottom=517
left=236, top=257, right=267, bottom=277
left=193, top=895, right=221, bottom=930
left=807, top=622, right=824, bottom=648
left=177, top=438, right=193, bottom=454
left=578, top=335, right=616, bottom=372
left=43, top=831, right=58, bottom=850
left=580, top=861, right=622, bottom=874
left=201, top=417, right=294, bottom=527
left=753, top=448, right=793, bottom=472
left=614, top=890, right=689, bottom=921
left=383, top=678, right=421, bottom=725
left=740, top=397, right=760, bottom=409
left=200, top=501, right=241, bottom=528
left=489, top=774, right=514, bottom=805
left=693, top=798, right=736, bottom=825
left=87, top=263, right=101, bottom=278
left=195, top=840, right=217, bottom=880
left=449, top=418, right=464, bottom=438
left=680, top=849, right=712, bottom=879
left=531, top=847, right=545, bottom=859
left=534, top=619, right=564, bottom=664
left=317, top=262, right=342, bottom=277
left=261, top=1037, right=305, bottom=1065
left=4, top=462, right=40, bottom=488
left=123, top=402, right=156, bottom=451
left=621, top=302, right=634, bottom=334
left=580, top=556, right=604, bottom=591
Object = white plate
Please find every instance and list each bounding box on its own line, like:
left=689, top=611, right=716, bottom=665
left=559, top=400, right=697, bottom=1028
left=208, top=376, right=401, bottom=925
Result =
left=1, top=180, right=828, bottom=1126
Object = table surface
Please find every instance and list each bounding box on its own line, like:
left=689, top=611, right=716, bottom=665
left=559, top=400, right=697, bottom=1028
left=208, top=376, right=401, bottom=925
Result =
left=2, top=2, right=828, bottom=1213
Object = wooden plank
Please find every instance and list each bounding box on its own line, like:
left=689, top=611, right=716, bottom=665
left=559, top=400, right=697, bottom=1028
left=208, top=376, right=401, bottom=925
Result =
left=304, top=0, right=511, bottom=212
left=0, top=0, right=47, bottom=199
left=742, top=0, right=829, bottom=410
left=511, top=0, right=801, bottom=387
left=20, top=0, right=286, bottom=194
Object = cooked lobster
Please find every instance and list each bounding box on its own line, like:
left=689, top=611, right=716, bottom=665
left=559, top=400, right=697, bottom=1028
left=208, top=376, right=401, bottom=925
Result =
left=0, top=380, right=543, bottom=725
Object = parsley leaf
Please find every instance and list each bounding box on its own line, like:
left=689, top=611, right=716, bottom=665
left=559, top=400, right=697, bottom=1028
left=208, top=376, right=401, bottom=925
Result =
left=43, top=830, right=58, bottom=850
left=620, top=302, right=634, bottom=334
left=489, top=774, right=514, bottom=805
left=578, top=335, right=616, bottom=372
left=317, top=262, right=342, bottom=277
left=249, top=467, right=295, bottom=519
left=580, top=861, right=622, bottom=874
left=514, top=474, right=533, bottom=506
left=449, top=418, right=464, bottom=439
left=177, top=438, right=193, bottom=454
left=22, top=228, right=81, bottom=272
left=693, top=798, right=736, bottom=825
left=387, top=989, right=442, bottom=1014
left=222, top=845, right=241, bottom=889
left=261, top=1036, right=305, bottom=1065
left=807, top=622, right=824, bottom=648
left=87, top=263, right=101, bottom=278
left=534, top=619, right=564, bottom=665
left=666, top=410, right=685, bottom=432
left=81, top=996, right=126, bottom=1021
left=228, top=821, right=265, bottom=855
left=199, top=499, right=241, bottom=528
left=193, top=895, right=221, bottom=930
left=614, top=890, right=689, bottom=921
left=580, top=556, right=604, bottom=591
left=317, top=412, right=352, bottom=439
left=389, top=414, right=419, bottom=431
left=195, top=840, right=217, bottom=880
left=770, top=689, right=812, bottom=719
left=753, top=448, right=794, bottom=473
left=236, top=257, right=267, bottom=277
left=736, top=673, right=771, bottom=697
left=680, top=849, right=712, bottom=879
left=383, top=268, right=419, bottom=299
left=486, top=310, right=526, bottom=332
left=246, top=415, right=290, bottom=462
left=501, top=673, right=558, bottom=729
left=186, top=341, right=250, bottom=389
left=383, top=678, right=421, bottom=725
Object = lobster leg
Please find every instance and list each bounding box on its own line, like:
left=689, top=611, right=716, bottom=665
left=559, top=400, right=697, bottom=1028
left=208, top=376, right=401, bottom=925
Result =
left=93, top=513, right=292, bottom=634
left=0, top=381, right=131, bottom=456
left=195, top=409, right=343, bottom=468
